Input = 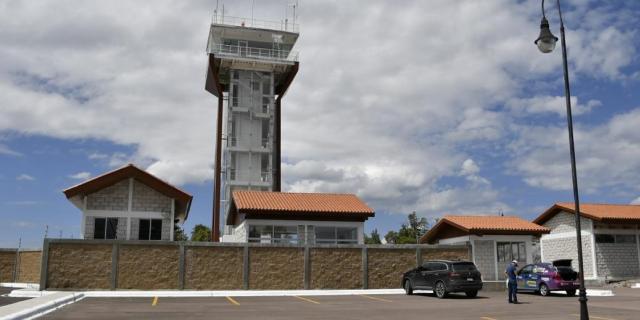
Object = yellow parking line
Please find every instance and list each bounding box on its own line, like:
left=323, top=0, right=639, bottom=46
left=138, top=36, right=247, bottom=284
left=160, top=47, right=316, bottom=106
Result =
left=359, top=294, right=393, bottom=302
left=226, top=296, right=240, bottom=306
left=480, top=317, right=497, bottom=320
left=294, top=295, right=321, bottom=304
left=151, top=296, right=158, bottom=306
left=571, top=314, right=617, bottom=320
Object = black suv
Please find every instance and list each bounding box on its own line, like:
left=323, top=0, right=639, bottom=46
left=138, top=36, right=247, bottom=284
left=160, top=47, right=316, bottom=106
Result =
left=402, top=260, right=483, bottom=298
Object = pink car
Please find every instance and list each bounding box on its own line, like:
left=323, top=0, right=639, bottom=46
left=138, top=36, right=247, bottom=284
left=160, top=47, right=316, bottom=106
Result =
left=516, top=259, right=580, bottom=296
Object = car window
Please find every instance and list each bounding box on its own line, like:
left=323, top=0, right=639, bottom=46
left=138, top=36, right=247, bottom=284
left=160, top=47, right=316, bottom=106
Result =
left=519, top=265, right=533, bottom=274
left=435, top=263, right=448, bottom=271
left=452, top=262, right=477, bottom=272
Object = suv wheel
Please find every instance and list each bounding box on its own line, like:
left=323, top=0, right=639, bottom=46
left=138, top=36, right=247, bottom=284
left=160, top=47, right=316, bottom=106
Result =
left=434, top=281, right=448, bottom=299
left=539, top=283, right=549, bottom=296
left=465, top=290, right=478, bottom=298
left=403, top=280, right=413, bottom=295
left=566, top=289, right=576, bottom=297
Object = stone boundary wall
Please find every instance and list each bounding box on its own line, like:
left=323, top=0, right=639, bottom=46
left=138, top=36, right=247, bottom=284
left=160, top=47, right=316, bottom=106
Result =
left=40, top=239, right=469, bottom=290
left=0, top=249, right=42, bottom=283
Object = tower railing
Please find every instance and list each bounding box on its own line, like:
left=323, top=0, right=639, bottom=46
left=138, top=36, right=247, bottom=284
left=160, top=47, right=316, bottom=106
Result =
left=209, top=44, right=298, bottom=62
left=212, top=15, right=299, bottom=33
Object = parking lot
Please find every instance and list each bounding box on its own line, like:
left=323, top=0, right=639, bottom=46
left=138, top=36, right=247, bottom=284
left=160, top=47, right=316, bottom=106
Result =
left=41, top=288, right=640, bottom=320
left=0, top=287, right=30, bottom=307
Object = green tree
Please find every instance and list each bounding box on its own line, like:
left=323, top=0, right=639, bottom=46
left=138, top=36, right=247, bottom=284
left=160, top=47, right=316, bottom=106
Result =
left=173, top=225, right=188, bottom=241
left=384, top=230, right=399, bottom=244
left=365, top=229, right=382, bottom=244
left=190, top=224, right=212, bottom=242
left=385, top=212, right=434, bottom=244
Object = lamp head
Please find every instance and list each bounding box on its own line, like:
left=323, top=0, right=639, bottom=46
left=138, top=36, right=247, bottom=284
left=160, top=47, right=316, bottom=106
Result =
left=535, top=16, right=558, bottom=53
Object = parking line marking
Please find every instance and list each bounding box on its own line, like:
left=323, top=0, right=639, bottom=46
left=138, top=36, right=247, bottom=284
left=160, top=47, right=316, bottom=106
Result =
left=226, top=296, right=240, bottom=306
left=480, top=317, right=497, bottom=320
left=151, top=296, right=158, bottom=306
left=571, top=314, right=617, bottom=320
left=359, top=294, right=392, bottom=302
left=294, top=295, right=321, bottom=304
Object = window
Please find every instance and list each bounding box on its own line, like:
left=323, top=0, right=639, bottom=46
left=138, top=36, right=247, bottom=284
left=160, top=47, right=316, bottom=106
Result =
left=249, top=225, right=274, bottom=243
left=138, top=219, right=163, bottom=240
left=262, top=97, right=270, bottom=113
left=252, top=81, right=260, bottom=91
left=262, top=79, right=271, bottom=95
left=232, top=84, right=239, bottom=106
left=497, top=242, right=526, bottom=263
left=274, top=226, right=298, bottom=244
left=315, top=226, right=358, bottom=244
left=452, top=262, right=477, bottom=272
left=336, top=227, right=358, bottom=244
left=93, top=217, right=118, bottom=239
left=596, top=234, right=637, bottom=244
left=315, top=227, right=335, bottom=244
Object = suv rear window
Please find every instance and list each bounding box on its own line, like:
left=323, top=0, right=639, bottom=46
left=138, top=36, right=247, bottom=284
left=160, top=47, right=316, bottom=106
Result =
left=452, top=262, right=477, bottom=272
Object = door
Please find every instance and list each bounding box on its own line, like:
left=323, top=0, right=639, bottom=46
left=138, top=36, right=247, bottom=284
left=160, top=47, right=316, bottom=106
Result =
left=413, top=263, right=429, bottom=288
left=426, top=262, right=447, bottom=289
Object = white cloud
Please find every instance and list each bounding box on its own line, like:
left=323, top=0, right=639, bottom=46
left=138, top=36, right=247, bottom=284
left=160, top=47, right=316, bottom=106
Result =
left=507, top=96, right=601, bottom=116
left=631, top=197, right=640, bottom=205
left=68, top=171, right=91, bottom=180
left=16, top=173, right=35, bottom=181
left=0, top=1, right=637, bottom=217
left=0, top=143, right=22, bottom=156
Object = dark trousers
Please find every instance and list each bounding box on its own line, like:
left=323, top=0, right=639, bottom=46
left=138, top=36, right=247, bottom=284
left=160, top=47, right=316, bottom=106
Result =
left=508, top=280, right=518, bottom=302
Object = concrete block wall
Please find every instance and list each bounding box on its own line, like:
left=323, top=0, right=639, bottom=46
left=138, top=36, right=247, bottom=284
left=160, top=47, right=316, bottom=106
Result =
left=0, top=250, right=17, bottom=282
left=541, top=237, right=594, bottom=278
left=545, top=212, right=591, bottom=234
left=132, top=180, right=171, bottom=213
left=86, top=180, right=129, bottom=211
left=41, top=240, right=470, bottom=291
left=595, top=242, right=640, bottom=279
left=473, top=240, right=496, bottom=281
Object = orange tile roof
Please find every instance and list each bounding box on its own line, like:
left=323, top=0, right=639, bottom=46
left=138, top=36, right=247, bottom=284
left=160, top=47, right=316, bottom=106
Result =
left=420, top=215, right=550, bottom=244
left=228, top=191, right=374, bottom=224
left=534, top=203, right=640, bottom=224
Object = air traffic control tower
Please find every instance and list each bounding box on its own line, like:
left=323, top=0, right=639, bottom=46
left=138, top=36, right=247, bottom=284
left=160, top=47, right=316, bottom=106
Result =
left=204, top=15, right=299, bottom=241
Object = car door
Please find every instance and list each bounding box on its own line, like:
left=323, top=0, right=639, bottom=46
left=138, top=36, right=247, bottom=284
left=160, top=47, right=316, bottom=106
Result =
left=412, top=263, right=429, bottom=288
left=427, top=262, right=447, bottom=289
left=517, top=265, right=533, bottom=290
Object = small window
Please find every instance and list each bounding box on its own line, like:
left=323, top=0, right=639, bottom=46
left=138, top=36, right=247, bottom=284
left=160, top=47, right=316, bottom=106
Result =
left=615, top=235, right=636, bottom=244
left=139, top=219, right=163, bottom=240
left=252, top=81, right=260, bottom=91
left=315, top=227, right=335, bottom=244
left=595, top=234, right=615, bottom=243
left=337, top=227, right=357, bottom=244
left=94, top=217, right=118, bottom=240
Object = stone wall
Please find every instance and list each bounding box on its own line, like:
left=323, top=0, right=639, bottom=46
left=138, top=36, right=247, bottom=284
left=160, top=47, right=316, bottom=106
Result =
left=185, top=246, right=243, bottom=290
left=0, top=251, right=16, bottom=282
left=473, top=240, right=496, bottom=281
left=595, top=242, right=640, bottom=279
left=310, top=248, right=361, bottom=289
left=41, top=240, right=470, bottom=290
left=47, top=243, right=112, bottom=289
left=545, top=211, right=592, bottom=234
left=132, top=180, right=171, bottom=213
left=367, top=249, right=415, bottom=289
left=86, top=179, right=129, bottom=211
left=17, top=251, right=41, bottom=283
left=249, top=247, right=304, bottom=289
left=118, top=245, right=179, bottom=289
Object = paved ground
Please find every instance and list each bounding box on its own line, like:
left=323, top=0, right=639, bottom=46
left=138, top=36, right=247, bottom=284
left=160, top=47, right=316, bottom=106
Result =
left=0, top=287, right=30, bottom=307
left=41, top=288, right=640, bottom=320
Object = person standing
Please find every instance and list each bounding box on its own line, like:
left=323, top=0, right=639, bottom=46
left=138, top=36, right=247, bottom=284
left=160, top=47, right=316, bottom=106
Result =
left=505, top=259, right=519, bottom=304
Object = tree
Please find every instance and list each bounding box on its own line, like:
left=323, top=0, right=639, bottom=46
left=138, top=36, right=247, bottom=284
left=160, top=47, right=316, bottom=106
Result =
left=174, top=225, right=188, bottom=241
left=190, top=224, right=212, bottom=242
left=365, top=229, right=382, bottom=244
left=384, top=230, right=399, bottom=244
left=384, top=212, right=434, bottom=244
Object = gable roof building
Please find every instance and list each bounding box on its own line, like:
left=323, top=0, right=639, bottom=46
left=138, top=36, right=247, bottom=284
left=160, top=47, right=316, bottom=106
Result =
left=534, top=203, right=640, bottom=281
left=223, top=191, right=374, bottom=244
left=420, top=215, right=549, bottom=283
left=64, top=164, right=192, bottom=241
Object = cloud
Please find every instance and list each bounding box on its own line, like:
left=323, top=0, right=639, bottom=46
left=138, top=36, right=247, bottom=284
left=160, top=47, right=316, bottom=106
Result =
left=507, top=96, right=601, bottom=117
left=68, top=171, right=91, bottom=180
left=631, top=197, right=640, bottom=205
left=16, top=174, right=35, bottom=181
left=0, top=143, right=22, bottom=156
left=0, top=1, right=637, bottom=218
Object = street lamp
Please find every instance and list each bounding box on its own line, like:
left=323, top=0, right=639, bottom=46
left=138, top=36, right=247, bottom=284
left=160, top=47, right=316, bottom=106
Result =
left=534, top=0, right=589, bottom=319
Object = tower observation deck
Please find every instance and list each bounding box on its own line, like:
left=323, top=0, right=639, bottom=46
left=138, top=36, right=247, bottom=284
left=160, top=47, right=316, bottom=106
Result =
left=204, top=15, right=299, bottom=241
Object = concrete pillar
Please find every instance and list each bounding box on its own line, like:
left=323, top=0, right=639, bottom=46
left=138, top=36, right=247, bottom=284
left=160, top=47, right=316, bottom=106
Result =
left=38, top=239, right=50, bottom=291
left=243, top=245, right=249, bottom=290
left=179, top=244, right=185, bottom=290
left=362, top=247, right=368, bottom=289
left=304, top=246, right=310, bottom=289
left=111, top=243, right=119, bottom=290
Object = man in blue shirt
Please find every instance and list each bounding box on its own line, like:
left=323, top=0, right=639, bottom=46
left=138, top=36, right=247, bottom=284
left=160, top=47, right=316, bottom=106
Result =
left=505, top=260, right=518, bottom=304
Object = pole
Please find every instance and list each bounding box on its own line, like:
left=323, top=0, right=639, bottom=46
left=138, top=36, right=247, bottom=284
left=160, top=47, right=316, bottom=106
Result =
left=556, top=0, right=588, bottom=318
left=212, top=94, right=223, bottom=242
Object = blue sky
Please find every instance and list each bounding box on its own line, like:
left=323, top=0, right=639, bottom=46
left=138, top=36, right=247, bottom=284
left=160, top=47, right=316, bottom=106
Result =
left=1, top=0, right=640, bottom=248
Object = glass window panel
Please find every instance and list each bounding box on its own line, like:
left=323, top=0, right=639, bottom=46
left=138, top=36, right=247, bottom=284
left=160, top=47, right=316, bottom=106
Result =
left=274, top=226, right=298, bottom=244
left=337, top=227, right=357, bottom=244
left=94, top=218, right=106, bottom=239
left=595, top=234, right=615, bottom=243
left=106, top=218, right=118, bottom=239
left=150, top=219, right=162, bottom=240
left=511, top=243, right=519, bottom=262
left=249, top=225, right=273, bottom=243
left=518, top=243, right=526, bottom=262
left=138, top=219, right=150, bottom=240
left=615, top=235, right=636, bottom=243
left=315, top=227, right=335, bottom=243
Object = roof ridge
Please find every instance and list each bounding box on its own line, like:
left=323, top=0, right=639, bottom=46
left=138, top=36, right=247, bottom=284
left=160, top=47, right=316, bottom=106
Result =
left=234, top=190, right=358, bottom=196
left=557, top=202, right=640, bottom=207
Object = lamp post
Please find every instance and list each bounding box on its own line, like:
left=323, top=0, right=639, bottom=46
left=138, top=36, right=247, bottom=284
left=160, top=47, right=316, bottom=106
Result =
left=535, top=0, right=588, bottom=319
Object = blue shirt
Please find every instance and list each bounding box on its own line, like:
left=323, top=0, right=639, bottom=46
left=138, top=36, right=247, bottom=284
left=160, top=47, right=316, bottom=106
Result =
left=506, top=263, right=517, bottom=281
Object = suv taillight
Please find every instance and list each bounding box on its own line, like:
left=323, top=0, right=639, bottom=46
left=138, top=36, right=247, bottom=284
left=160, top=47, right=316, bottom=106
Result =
left=553, top=273, right=562, bottom=281
left=449, top=272, right=460, bottom=278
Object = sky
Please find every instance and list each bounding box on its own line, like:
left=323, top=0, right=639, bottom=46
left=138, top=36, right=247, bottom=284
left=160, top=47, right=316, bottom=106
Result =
left=1, top=0, right=640, bottom=248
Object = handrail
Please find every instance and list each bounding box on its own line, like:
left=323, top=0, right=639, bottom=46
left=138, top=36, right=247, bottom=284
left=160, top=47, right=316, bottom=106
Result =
left=209, top=44, right=298, bottom=62
left=212, top=15, right=299, bottom=33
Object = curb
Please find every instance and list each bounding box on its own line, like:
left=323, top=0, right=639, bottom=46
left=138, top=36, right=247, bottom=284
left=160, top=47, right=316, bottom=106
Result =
left=0, top=284, right=38, bottom=290
left=0, top=292, right=84, bottom=320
